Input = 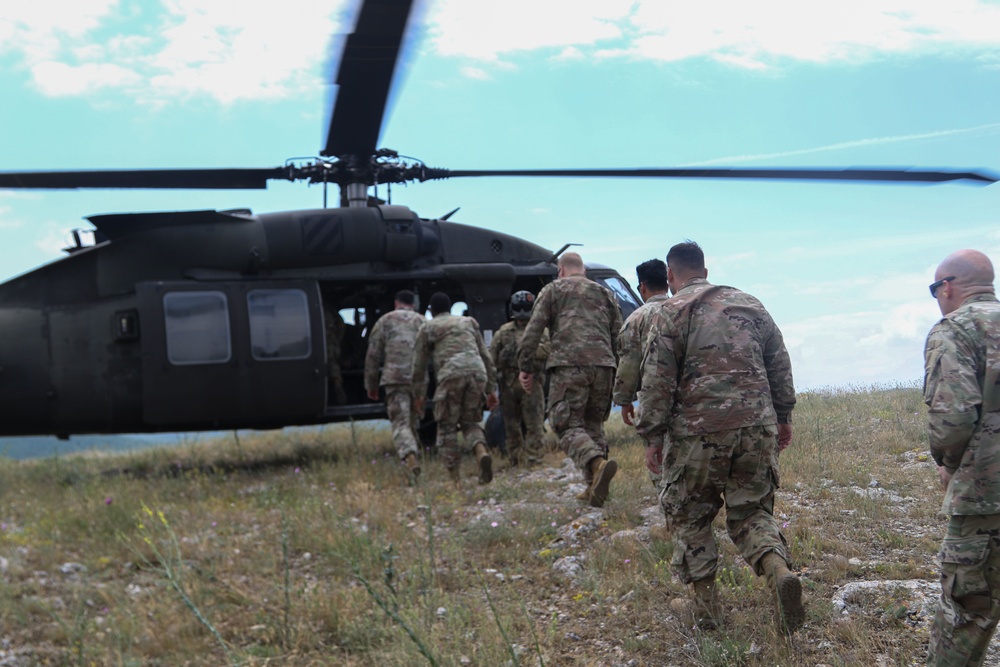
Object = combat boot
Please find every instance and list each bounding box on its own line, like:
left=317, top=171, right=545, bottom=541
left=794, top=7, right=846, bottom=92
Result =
left=474, top=442, right=493, bottom=485
left=447, top=465, right=462, bottom=486
left=669, top=578, right=721, bottom=630
left=402, top=453, right=421, bottom=485
left=761, top=551, right=805, bottom=633
left=587, top=457, right=618, bottom=508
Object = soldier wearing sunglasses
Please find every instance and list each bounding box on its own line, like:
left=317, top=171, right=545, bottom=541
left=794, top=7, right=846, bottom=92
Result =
left=924, top=249, right=1000, bottom=667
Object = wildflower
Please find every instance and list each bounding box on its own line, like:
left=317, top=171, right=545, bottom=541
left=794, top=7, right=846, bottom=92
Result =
left=104, top=496, right=113, bottom=505
left=624, top=559, right=631, bottom=564
left=211, top=521, right=217, bottom=528
left=782, top=521, right=790, bottom=529
left=294, top=467, right=301, bottom=474
left=551, top=521, right=557, bottom=527
left=491, top=522, right=498, bottom=528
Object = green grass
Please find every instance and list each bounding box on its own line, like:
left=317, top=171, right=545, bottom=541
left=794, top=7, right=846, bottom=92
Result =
left=0, top=384, right=950, bottom=665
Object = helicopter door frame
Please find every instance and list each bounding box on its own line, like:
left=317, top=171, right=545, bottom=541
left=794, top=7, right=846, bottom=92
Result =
left=136, top=280, right=326, bottom=428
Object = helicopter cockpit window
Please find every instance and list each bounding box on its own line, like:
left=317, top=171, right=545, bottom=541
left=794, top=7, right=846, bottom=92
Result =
left=163, top=291, right=232, bottom=365
left=600, top=277, right=641, bottom=312
left=247, top=289, right=312, bottom=361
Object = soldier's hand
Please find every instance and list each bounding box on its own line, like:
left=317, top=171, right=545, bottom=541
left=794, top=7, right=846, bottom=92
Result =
left=645, top=444, right=663, bottom=476
left=485, top=391, right=499, bottom=410
left=777, top=423, right=793, bottom=452
left=519, top=371, right=533, bottom=393
left=937, top=465, right=953, bottom=490
left=621, top=403, right=635, bottom=426
left=367, top=388, right=379, bottom=401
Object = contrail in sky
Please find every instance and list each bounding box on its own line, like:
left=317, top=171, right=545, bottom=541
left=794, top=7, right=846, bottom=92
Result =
left=691, top=122, right=1000, bottom=165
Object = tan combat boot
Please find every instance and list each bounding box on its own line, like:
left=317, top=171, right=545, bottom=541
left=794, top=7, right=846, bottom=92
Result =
left=587, top=457, right=618, bottom=508
left=474, top=442, right=493, bottom=485
left=669, top=578, right=721, bottom=630
left=761, top=552, right=805, bottom=633
left=402, top=453, right=420, bottom=485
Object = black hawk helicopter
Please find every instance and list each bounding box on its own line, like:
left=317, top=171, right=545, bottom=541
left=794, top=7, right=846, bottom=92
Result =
left=0, top=0, right=994, bottom=439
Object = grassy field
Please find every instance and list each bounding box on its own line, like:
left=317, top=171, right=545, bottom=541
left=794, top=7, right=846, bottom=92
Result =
left=0, top=384, right=956, bottom=666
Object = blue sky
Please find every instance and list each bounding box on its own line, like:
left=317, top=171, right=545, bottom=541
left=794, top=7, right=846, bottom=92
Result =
left=1, top=0, right=999, bottom=391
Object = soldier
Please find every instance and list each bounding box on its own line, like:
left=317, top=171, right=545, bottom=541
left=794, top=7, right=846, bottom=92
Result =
left=517, top=252, right=622, bottom=508
left=412, top=292, right=499, bottom=484
left=613, top=258, right=671, bottom=489
left=637, top=241, right=801, bottom=632
left=490, top=290, right=550, bottom=467
left=923, top=249, right=1000, bottom=667
left=364, top=290, right=425, bottom=482
left=323, top=300, right=347, bottom=405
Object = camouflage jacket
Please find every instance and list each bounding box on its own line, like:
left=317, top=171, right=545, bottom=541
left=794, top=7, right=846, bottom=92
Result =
left=517, top=275, right=621, bottom=371
left=364, top=308, right=425, bottom=392
left=923, top=293, right=1000, bottom=515
left=490, top=320, right=550, bottom=384
left=613, top=293, right=670, bottom=405
left=412, top=313, right=497, bottom=396
left=636, top=278, right=795, bottom=443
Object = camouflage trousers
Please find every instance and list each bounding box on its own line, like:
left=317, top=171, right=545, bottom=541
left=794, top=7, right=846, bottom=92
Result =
left=548, top=366, right=614, bottom=477
left=433, top=374, right=488, bottom=471
left=499, top=376, right=546, bottom=464
left=384, top=385, right=420, bottom=461
left=927, top=513, right=1000, bottom=667
left=659, top=424, right=789, bottom=584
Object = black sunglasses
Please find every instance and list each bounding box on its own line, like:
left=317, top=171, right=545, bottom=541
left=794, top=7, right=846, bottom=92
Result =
left=929, top=276, right=956, bottom=298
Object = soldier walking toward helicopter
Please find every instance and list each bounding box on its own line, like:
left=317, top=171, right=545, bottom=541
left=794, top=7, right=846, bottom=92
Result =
left=490, top=290, right=550, bottom=467
left=413, top=292, right=499, bottom=485
left=517, top=252, right=622, bottom=507
left=364, top=290, right=426, bottom=483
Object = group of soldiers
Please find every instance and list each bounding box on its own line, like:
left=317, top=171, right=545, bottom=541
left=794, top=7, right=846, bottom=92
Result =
left=362, top=242, right=1000, bottom=666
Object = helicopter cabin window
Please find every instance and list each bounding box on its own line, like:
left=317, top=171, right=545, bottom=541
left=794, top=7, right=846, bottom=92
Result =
left=247, top=289, right=311, bottom=360
left=163, top=291, right=232, bottom=365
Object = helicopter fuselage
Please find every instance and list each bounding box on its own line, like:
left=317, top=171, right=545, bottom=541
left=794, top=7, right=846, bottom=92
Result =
left=0, top=205, right=638, bottom=437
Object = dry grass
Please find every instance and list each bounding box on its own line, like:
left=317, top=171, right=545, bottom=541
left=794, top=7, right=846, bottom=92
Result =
left=0, top=384, right=950, bottom=666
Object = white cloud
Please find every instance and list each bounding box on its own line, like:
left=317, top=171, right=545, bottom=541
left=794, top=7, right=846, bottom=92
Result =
left=4, top=1, right=1000, bottom=102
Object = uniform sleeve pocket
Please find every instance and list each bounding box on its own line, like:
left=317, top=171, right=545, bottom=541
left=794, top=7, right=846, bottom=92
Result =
left=940, top=535, right=992, bottom=622
left=658, top=464, right=687, bottom=518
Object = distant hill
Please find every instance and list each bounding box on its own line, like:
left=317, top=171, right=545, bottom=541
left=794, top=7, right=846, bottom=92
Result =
left=0, top=433, right=215, bottom=460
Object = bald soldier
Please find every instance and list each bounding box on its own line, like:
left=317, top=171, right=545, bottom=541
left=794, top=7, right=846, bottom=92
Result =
left=637, top=241, right=801, bottom=632
left=613, top=258, right=672, bottom=489
left=518, top=252, right=623, bottom=507
left=923, top=249, right=1000, bottom=667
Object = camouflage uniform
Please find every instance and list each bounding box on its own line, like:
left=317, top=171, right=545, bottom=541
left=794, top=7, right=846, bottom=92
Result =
left=613, top=292, right=671, bottom=486
left=490, top=320, right=550, bottom=465
left=412, top=313, right=497, bottom=471
left=636, top=277, right=795, bottom=585
left=518, top=275, right=622, bottom=479
left=324, top=302, right=347, bottom=405
left=364, top=308, right=425, bottom=461
left=924, top=293, right=1000, bottom=667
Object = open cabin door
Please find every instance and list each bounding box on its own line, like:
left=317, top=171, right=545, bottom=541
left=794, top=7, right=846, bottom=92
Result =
left=137, top=280, right=327, bottom=428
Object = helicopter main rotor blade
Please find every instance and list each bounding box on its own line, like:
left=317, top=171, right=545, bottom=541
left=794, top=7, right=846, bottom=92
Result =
left=0, top=168, right=292, bottom=190
left=439, top=167, right=998, bottom=185
left=323, top=0, right=415, bottom=159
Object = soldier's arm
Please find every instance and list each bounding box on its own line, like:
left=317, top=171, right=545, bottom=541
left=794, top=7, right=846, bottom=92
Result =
left=613, top=316, right=641, bottom=405
left=489, top=328, right=504, bottom=372
left=762, top=319, right=796, bottom=423
left=518, top=288, right=551, bottom=372
left=474, top=322, right=498, bottom=390
left=635, top=314, right=678, bottom=447
left=363, top=319, right=385, bottom=395
left=609, top=292, right=624, bottom=362
left=411, top=328, right=431, bottom=399
left=924, top=323, right=981, bottom=471
left=535, top=327, right=551, bottom=365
